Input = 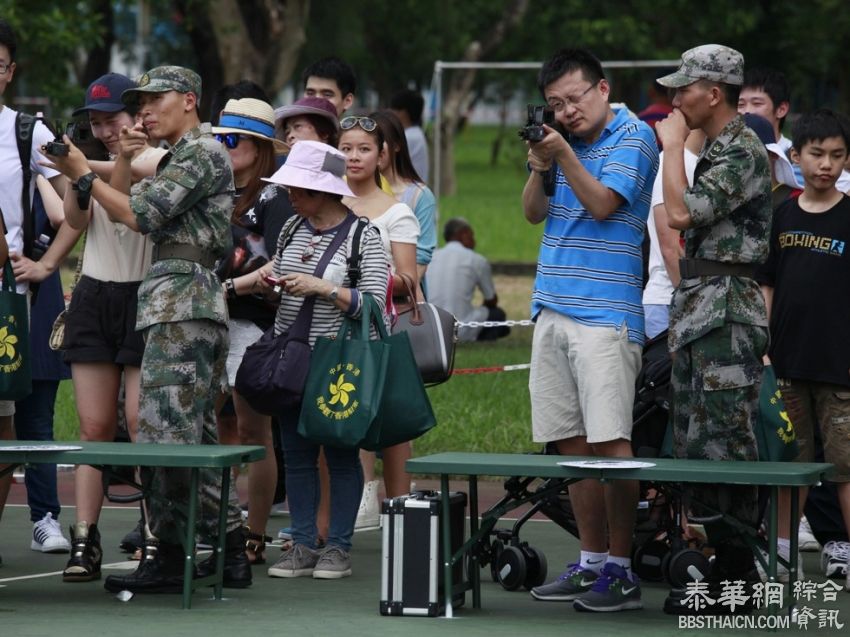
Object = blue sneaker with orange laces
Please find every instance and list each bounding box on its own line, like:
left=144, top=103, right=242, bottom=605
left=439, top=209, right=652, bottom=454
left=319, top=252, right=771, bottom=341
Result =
left=573, top=562, right=643, bottom=612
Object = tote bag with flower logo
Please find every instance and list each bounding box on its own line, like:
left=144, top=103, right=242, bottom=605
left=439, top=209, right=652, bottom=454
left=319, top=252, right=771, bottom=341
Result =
left=0, top=261, right=32, bottom=400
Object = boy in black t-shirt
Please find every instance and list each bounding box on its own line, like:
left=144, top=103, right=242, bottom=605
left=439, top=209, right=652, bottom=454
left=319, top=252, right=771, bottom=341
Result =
left=757, top=109, right=850, bottom=590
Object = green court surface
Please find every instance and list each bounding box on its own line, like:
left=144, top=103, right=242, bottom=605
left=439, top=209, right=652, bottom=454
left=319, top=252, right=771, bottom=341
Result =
left=0, top=501, right=846, bottom=636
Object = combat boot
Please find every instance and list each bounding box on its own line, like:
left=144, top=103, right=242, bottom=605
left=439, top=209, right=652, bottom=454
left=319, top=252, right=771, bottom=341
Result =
left=104, top=536, right=185, bottom=594
left=195, top=526, right=252, bottom=588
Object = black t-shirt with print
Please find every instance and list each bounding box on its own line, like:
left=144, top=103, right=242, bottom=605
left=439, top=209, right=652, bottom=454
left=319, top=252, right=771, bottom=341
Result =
left=756, top=194, right=850, bottom=387
left=217, top=184, right=295, bottom=329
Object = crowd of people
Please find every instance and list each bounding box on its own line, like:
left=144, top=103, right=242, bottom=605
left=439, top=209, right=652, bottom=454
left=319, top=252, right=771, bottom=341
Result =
left=0, top=13, right=848, bottom=616
left=523, top=44, right=850, bottom=614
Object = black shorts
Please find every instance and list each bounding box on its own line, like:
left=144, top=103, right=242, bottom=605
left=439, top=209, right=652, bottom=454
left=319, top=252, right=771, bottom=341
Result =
left=62, top=275, right=145, bottom=367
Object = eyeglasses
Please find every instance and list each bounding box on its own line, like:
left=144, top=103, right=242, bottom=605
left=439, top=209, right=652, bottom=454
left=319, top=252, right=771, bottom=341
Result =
left=300, top=232, right=324, bottom=262
left=547, top=81, right=600, bottom=113
left=215, top=133, right=249, bottom=149
left=340, top=116, right=377, bottom=132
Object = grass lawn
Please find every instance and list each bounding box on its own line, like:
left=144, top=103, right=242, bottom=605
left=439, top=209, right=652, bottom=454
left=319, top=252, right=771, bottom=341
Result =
left=51, top=126, right=542, bottom=456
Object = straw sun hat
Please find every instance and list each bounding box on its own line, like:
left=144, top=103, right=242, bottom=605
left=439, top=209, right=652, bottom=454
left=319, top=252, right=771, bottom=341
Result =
left=212, top=98, right=289, bottom=154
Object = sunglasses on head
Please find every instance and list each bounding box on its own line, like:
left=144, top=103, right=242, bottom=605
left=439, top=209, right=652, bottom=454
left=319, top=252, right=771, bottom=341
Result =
left=214, top=133, right=250, bottom=149
left=340, top=116, right=377, bottom=132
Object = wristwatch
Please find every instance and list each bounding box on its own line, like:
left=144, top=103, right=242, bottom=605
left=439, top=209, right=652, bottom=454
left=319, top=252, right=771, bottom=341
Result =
left=75, top=171, right=99, bottom=209
left=329, top=286, right=339, bottom=301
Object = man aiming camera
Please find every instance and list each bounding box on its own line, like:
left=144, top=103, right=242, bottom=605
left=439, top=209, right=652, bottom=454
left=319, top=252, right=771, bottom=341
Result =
left=521, top=48, right=658, bottom=612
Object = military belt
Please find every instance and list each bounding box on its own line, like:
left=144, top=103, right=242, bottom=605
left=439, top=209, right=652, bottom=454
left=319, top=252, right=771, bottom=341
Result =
left=152, top=244, right=217, bottom=270
left=679, top=258, right=757, bottom=279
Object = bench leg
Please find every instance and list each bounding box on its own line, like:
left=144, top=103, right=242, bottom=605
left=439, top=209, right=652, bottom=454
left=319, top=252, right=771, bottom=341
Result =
left=441, top=474, right=453, bottom=618
left=469, top=475, right=480, bottom=609
left=213, top=466, right=231, bottom=601
left=182, top=467, right=200, bottom=610
left=788, top=486, right=799, bottom=617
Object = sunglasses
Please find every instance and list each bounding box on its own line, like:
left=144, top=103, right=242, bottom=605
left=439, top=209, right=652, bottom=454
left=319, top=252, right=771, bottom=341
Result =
left=340, top=116, right=377, bottom=132
left=215, top=133, right=250, bottom=149
left=301, top=232, right=324, bottom=263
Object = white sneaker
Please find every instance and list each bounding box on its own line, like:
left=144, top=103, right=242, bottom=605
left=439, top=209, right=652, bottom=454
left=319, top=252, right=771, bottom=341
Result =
left=755, top=547, right=803, bottom=583
left=798, top=516, right=820, bottom=552
left=821, top=540, right=850, bottom=578
left=31, top=512, right=71, bottom=553
left=355, top=480, right=380, bottom=530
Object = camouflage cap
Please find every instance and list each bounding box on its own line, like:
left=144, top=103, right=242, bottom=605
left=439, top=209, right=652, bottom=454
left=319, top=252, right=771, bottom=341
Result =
left=121, top=65, right=202, bottom=106
left=657, top=44, right=744, bottom=88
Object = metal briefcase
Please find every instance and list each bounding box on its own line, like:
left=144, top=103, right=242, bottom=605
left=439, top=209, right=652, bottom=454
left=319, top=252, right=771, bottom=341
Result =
left=380, top=490, right=467, bottom=616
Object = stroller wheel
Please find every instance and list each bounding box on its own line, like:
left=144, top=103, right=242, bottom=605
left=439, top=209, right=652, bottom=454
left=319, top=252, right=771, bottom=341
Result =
left=633, top=540, right=669, bottom=582
left=496, top=546, right=527, bottom=591
left=489, top=539, right=504, bottom=582
left=522, top=545, right=548, bottom=590
left=667, top=549, right=711, bottom=588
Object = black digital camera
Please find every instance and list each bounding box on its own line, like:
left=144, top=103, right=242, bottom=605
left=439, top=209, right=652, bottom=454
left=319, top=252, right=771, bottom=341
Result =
left=518, top=105, right=555, bottom=142
left=41, top=118, right=109, bottom=160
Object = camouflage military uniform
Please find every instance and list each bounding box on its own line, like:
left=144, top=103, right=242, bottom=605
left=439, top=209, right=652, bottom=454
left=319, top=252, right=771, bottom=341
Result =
left=667, top=115, right=772, bottom=538
left=130, top=121, right=240, bottom=545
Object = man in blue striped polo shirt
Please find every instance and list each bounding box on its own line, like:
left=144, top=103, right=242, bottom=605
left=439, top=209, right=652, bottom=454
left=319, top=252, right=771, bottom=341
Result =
left=522, top=48, right=659, bottom=613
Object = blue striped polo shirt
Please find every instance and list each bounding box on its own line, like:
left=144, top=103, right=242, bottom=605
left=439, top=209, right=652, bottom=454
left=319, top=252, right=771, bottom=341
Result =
left=531, top=108, right=659, bottom=345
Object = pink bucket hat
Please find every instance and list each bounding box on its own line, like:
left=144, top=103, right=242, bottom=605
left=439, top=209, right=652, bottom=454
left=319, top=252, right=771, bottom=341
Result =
left=262, top=140, right=355, bottom=198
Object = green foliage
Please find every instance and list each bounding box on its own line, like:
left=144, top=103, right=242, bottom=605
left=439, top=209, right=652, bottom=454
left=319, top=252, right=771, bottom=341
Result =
left=0, top=0, right=105, bottom=113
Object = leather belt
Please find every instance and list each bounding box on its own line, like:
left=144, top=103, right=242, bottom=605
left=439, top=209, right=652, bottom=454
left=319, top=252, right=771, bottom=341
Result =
left=679, top=258, right=757, bottom=279
left=151, top=244, right=217, bottom=270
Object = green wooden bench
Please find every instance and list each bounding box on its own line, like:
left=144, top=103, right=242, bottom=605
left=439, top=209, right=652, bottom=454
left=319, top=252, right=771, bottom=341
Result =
left=0, top=440, right=265, bottom=609
left=406, top=452, right=834, bottom=617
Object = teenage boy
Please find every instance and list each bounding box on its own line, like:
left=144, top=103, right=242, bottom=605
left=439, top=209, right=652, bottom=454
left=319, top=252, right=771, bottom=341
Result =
left=45, top=65, right=248, bottom=593
left=522, top=48, right=658, bottom=613
left=756, top=108, right=850, bottom=592
left=301, top=56, right=356, bottom=117
left=0, top=17, right=71, bottom=559
left=656, top=44, right=772, bottom=611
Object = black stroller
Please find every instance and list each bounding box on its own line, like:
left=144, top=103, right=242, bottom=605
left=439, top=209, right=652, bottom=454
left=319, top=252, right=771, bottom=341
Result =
left=475, top=330, right=712, bottom=591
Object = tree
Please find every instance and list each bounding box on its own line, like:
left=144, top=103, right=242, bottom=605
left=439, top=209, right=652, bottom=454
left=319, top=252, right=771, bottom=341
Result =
left=172, top=0, right=310, bottom=115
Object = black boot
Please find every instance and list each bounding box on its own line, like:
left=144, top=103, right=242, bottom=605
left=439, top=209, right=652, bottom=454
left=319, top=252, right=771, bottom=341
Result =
left=195, top=527, right=252, bottom=588
left=63, top=522, right=103, bottom=582
left=104, top=537, right=185, bottom=594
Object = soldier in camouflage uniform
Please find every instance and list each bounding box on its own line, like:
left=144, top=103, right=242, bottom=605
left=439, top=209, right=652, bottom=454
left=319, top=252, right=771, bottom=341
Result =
left=46, top=66, right=250, bottom=593
left=656, top=45, right=772, bottom=600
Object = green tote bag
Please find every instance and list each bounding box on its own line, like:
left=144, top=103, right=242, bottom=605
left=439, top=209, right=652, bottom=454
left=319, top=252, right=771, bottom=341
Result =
left=755, top=364, right=799, bottom=462
left=298, top=295, right=390, bottom=448
left=360, top=315, right=437, bottom=452
left=0, top=261, right=32, bottom=400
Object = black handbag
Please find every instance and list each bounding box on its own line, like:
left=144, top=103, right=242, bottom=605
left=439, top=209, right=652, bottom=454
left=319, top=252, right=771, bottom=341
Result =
left=391, top=273, right=457, bottom=386
left=235, top=214, right=355, bottom=415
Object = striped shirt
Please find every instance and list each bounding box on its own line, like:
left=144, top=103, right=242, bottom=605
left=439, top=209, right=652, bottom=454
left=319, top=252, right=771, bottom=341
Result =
left=272, top=215, right=389, bottom=347
left=531, top=108, right=659, bottom=345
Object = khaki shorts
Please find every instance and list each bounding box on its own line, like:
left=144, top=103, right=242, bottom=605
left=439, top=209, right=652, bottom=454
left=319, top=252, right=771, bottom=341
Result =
left=0, top=400, right=15, bottom=417
left=778, top=378, right=850, bottom=482
left=529, top=309, right=642, bottom=444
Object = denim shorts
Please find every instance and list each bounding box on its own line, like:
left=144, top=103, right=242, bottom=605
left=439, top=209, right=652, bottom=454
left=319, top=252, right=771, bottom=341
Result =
left=62, top=275, right=145, bottom=367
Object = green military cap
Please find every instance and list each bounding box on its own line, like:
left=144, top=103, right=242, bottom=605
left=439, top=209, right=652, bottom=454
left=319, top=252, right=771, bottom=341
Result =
left=122, top=65, right=202, bottom=106
left=657, top=44, right=744, bottom=88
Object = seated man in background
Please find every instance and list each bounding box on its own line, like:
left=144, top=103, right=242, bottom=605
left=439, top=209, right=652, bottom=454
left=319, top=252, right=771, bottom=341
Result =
left=426, top=218, right=509, bottom=342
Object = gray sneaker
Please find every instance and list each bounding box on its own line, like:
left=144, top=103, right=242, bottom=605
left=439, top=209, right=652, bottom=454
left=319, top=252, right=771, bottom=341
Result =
left=313, top=546, right=352, bottom=579
left=267, top=544, right=319, bottom=578
left=530, top=563, right=598, bottom=601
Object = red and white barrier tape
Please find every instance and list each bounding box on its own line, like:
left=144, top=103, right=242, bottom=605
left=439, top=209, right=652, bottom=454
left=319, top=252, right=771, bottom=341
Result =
left=452, top=363, right=531, bottom=375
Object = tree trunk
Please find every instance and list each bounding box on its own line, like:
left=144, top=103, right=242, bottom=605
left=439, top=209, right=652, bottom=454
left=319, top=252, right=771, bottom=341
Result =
left=80, top=0, right=115, bottom=88
left=438, top=0, right=529, bottom=196
left=175, top=0, right=310, bottom=116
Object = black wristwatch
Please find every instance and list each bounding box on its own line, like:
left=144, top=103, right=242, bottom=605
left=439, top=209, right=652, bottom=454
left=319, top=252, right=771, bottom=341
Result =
left=75, top=171, right=99, bottom=209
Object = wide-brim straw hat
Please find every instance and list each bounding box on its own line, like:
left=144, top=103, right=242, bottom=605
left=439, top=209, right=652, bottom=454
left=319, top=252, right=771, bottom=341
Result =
left=212, top=98, right=289, bottom=154
left=262, top=140, right=355, bottom=198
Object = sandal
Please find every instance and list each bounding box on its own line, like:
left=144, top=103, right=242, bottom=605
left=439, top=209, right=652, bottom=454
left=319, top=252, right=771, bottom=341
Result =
left=245, top=531, right=272, bottom=565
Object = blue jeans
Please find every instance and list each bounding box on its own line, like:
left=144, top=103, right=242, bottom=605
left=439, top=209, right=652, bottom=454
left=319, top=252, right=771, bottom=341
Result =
left=278, top=404, right=363, bottom=551
left=14, top=380, right=61, bottom=522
